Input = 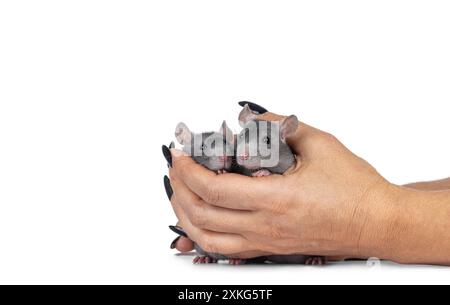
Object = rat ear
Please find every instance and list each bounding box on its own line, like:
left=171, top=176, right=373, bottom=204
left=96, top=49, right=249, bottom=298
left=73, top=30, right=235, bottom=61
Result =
left=219, top=120, right=234, bottom=144
left=280, top=115, right=299, bottom=141
left=175, top=122, right=192, bottom=145
left=238, top=104, right=259, bottom=127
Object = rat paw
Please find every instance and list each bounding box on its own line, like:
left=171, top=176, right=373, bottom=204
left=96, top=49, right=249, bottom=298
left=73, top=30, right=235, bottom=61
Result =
left=216, top=169, right=228, bottom=175
left=251, top=169, right=272, bottom=177
left=193, top=256, right=218, bottom=264
left=305, top=256, right=327, bottom=266
left=228, top=258, right=246, bottom=265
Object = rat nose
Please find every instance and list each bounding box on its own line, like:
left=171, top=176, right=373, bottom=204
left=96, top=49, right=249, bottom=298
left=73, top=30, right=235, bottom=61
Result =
left=239, top=153, right=249, bottom=161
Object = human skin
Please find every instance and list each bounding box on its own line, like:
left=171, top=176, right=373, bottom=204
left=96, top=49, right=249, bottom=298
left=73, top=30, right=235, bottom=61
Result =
left=171, top=179, right=450, bottom=255
left=404, top=178, right=450, bottom=191
left=166, top=111, right=450, bottom=265
left=171, top=175, right=450, bottom=260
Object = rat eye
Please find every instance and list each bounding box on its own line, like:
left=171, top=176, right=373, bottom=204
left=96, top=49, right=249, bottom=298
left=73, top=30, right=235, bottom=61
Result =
left=263, top=136, right=271, bottom=145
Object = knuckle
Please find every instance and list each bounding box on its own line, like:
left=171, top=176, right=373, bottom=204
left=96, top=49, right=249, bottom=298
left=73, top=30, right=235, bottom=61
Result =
left=189, top=205, right=207, bottom=228
left=267, top=196, right=288, bottom=214
left=173, top=156, right=191, bottom=174
left=264, top=220, right=284, bottom=239
left=204, top=180, right=222, bottom=204
left=322, top=132, right=338, bottom=142
left=268, top=226, right=283, bottom=240
left=319, top=132, right=341, bottom=148
left=199, top=236, right=220, bottom=254
left=307, top=132, right=339, bottom=151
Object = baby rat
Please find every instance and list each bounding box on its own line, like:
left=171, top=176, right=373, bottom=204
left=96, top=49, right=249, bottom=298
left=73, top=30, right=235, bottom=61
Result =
left=233, top=104, right=326, bottom=265
left=236, top=104, right=297, bottom=177
left=174, top=121, right=236, bottom=264
left=175, top=121, right=234, bottom=174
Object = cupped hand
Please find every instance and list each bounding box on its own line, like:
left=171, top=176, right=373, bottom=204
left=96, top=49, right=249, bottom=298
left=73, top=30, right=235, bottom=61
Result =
left=168, top=111, right=397, bottom=259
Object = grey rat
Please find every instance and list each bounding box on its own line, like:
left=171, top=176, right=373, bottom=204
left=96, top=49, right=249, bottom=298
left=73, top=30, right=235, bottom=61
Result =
left=235, top=104, right=298, bottom=177
left=174, top=121, right=237, bottom=263
left=174, top=121, right=268, bottom=264
left=175, top=121, right=234, bottom=173
left=232, top=104, right=326, bottom=265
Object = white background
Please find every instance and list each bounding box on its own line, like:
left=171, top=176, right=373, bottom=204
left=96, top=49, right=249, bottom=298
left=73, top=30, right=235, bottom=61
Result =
left=0, top=1, right=449, bottom=284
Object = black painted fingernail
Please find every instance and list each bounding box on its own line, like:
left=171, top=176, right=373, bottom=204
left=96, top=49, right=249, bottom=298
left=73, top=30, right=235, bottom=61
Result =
left=238, top=101, right=268, bottom=114
left=169, top=225, right=188, bottom=237
left=164, top=175, right=173, bottom=200
left=170, top=236, right=181, bottom=249
left=162, top=145, right=172, bottom=167
left=169, top=141, right=175, bottom=149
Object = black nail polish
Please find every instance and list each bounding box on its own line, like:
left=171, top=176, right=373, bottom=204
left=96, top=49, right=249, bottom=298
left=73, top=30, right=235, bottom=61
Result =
left=164, top=175, right=173, bottom=200
left=238, top=101, right=268, bottom=114
left=162, top=145, right=172, bottom=167
left=170, top=236, right=181, bottom=249
left=169, top=225, right=188, bottom=237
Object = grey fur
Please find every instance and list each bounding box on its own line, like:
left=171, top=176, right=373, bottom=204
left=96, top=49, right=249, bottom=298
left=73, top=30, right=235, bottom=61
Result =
left=175, top=122, right=234, bottom=171
left=235, top=119, right=297, bottom=175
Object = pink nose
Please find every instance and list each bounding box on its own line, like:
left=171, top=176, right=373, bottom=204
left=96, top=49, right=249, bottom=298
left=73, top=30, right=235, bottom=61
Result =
left=218, top=156, right=226, bottom=161
left=239, top=153, right=249, bottom=161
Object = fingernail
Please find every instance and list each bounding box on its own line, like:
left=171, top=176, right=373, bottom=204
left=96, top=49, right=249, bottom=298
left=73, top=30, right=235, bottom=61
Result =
left=169, top=225, right=188, bottom=237
left=162, top=145, right=172, bottom=167
left=170, top=236, right=181, bottom=249
left=164, top=175, right=173, bottom=200
left=238, top=101, right=268, bottom=114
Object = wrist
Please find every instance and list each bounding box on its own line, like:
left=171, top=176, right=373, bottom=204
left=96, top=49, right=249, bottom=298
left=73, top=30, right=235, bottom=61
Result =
left=354, top=181, right=405, bottom=260
left=357, top=183, right=450, bottom=265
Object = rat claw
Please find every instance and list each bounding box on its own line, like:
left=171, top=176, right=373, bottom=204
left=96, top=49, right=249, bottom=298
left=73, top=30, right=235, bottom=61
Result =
left=193, top=256, right=218, bottom=264
left=305, top=257, right=316, bottom=265
left=228, top=258, right=245, bottom=265
left=305, top=256, right=326, bottom=266
left=251, top=169, right=272, bottom=177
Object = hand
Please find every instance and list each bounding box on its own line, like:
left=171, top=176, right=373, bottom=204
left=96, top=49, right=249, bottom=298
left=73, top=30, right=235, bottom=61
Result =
left=167, top=110, right=394, bottom=259
left=165, top=107, right=450, bottom=265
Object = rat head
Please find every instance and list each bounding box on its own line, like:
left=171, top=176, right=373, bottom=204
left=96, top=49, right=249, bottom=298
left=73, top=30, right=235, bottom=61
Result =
left=236, top=104, right=298, bottom=171
left=175, top=121, right=234, bottom=171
